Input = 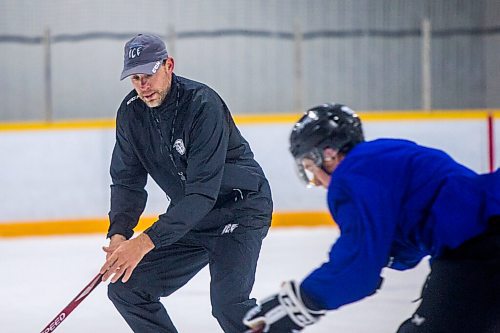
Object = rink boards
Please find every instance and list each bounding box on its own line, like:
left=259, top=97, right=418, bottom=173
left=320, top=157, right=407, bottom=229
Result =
left=0, top=110, right=498, bottom=237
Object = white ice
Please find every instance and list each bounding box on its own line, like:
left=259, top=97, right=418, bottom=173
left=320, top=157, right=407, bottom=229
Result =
left=0, top=227, right=430, bottom=332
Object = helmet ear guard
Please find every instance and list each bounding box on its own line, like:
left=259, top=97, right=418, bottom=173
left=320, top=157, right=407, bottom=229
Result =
left=289, top=103, right=364, bottom=186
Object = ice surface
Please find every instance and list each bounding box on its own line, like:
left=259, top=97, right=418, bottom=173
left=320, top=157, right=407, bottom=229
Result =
left=0, top=227, right=429, bottom=332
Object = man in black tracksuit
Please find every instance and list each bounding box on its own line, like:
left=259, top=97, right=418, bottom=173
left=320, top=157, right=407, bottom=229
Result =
left=99, top=33, right=273, bottom=333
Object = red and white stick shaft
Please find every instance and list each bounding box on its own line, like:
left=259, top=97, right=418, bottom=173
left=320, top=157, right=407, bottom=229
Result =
left=40, top=273, right=103, bottom=333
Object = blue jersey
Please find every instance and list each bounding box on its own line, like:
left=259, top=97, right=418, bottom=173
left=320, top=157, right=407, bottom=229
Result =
left=300, top=139, right=500, bottom=310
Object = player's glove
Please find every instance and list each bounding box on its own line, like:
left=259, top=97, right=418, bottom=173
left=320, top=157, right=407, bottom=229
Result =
left=243, top=281, right=326, bottom=332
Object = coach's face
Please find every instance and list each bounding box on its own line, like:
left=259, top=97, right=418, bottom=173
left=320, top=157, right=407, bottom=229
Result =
left=130, top=57, right=175, bottom=108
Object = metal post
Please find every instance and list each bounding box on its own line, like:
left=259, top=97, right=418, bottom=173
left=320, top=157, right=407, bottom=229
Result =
left=293, top=20, right=304, bottom=113
left=421, top=18, right=431, bottom=111
left=43, top=28, right=53, bottom=122
left=167, top=25, right=176, bottom=59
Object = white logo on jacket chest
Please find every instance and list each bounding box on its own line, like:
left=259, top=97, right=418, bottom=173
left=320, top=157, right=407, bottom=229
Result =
left=173, top=139, right=186, bottom=155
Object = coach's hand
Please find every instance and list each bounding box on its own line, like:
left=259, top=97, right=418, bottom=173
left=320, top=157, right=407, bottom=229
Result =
left=105, top=234, right=126, bottom=260
left=100, top=233, right=155, bottom=283
left=243, top=281, right=325, bottom=332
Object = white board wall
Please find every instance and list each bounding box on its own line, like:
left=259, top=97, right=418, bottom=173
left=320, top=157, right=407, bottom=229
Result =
left=0, top=116, right=497, bottom=223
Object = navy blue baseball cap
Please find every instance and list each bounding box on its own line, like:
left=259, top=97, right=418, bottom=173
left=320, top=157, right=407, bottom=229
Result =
left=120, top=33, right=169, bottom=80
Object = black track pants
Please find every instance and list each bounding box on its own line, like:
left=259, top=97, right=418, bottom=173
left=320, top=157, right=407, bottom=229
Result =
left=108, top=220, right=270, bottom=333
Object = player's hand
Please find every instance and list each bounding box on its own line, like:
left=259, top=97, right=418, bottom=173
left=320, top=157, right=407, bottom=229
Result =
left=243, top=281, right=325, bottom=332
left=100, top=233, right=155, bottom=283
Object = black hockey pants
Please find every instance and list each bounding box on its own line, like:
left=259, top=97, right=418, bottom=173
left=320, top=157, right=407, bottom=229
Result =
left=397, top=216, right=500, bottom=333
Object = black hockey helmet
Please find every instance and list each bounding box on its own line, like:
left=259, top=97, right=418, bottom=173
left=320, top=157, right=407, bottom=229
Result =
left=289, top=103, right=364, bottom=185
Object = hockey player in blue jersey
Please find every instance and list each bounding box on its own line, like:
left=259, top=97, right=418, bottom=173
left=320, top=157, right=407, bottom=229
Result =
left=243, top=103, right=500, bottom=333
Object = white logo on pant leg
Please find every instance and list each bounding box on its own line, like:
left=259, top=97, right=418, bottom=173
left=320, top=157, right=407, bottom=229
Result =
left=221, top=224, right=238, bottom=235
left=411, top=314, right=426, bottom=326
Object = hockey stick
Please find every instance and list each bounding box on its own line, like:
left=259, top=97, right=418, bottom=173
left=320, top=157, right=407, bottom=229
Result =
left=40, top=273, right=103, bottom=333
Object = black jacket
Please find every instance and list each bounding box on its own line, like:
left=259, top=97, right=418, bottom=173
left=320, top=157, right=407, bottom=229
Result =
left=108, top=74, right=270, bottom=247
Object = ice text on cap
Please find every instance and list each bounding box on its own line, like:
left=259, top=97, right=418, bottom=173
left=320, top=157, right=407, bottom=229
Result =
left=128, top=44, right=143, bottom=59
